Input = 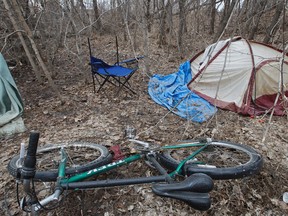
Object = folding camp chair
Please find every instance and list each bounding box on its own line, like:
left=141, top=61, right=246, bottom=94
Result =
left=88, top=38, right=143, bottom=95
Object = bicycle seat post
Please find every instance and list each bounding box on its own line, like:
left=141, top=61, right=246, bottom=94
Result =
left=146, top=153, right=174, bottom=183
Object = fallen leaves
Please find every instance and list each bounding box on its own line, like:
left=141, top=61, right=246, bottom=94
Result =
left=1, top=35, right=287, bottom=216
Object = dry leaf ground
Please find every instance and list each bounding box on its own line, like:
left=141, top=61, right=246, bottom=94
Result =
left=0, top=35, right=287, bottom=215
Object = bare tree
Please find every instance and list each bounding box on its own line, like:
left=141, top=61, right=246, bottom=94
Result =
left=3, top=0, right=59, bottom=95
left=178, top=0, right=186, bottom=56
left=93, top=0, right=102, bottom=30
left=157, top=0, right=168, bottom=46
left=213, top=0, right=238, bottom=42
left=144, top=0, right=152, bottom=32
left=1, top=0, right=287, bottom=101
left=242, top=0, right=268, bottom=40
left=2, top=0, right=42, bottom=82
left=209, top=0, right=217, bottom=35
left=263, top=0, right=284, bottom=43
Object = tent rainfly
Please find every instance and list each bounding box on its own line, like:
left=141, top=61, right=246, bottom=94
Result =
left=0, top=53, right=25, bottom=136
left=188, top=36, right=288, bottom=116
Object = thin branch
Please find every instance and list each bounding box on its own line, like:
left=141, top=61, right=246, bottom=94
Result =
left=262, top=0, right=287, bottom=143
left=1, top=30, right=25, bottom=53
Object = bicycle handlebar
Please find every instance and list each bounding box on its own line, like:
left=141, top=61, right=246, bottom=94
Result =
left=21, top=131, right=39, bottom=179
left=19, top=132, right=65, bottom=213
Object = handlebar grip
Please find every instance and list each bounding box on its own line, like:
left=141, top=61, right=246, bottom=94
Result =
left=22, top=131, right=40, bottom=179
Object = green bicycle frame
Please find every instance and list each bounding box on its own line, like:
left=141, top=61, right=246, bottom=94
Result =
left=60, top=141, right=208, bottom=185
left=61, top=154, right=143, bottom=184
left=165, top=143, right=208, bottom=177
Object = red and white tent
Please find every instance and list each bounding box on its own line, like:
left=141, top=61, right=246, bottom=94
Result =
left=188, top=37, right=288, bottom=116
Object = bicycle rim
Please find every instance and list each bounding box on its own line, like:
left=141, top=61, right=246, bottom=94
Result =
left=158, top=140, right=263, bottom=180
left=8, top=142, right=112, bottom=181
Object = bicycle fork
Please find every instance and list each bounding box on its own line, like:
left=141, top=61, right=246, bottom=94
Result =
left=18, top=132, right=65, bottom=215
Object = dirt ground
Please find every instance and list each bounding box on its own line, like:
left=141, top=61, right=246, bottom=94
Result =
left=0, top=36, right=288, bottom=216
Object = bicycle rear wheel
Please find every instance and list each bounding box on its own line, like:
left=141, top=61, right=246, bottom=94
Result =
left=158, top=140, right=263, bottom=180
left=8, top=142, right=112, bottom=182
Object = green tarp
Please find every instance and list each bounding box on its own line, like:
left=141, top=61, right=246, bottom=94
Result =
left=0, top=53, right=25, bottom=136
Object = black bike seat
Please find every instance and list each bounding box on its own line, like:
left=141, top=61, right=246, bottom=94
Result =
left=153, top=173, right=213, bottom=193
left=152, top=173, right=213, bottom=211
left=152, top=190, right=211, bottom=211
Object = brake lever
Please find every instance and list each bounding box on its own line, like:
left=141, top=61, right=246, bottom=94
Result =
left=20, top=197, right=27, bottom=210
left=19, top=195, right=34, bottom=212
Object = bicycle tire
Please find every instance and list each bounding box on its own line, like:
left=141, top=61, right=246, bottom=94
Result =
left=158, top=140, right=263, bottom=180
left=8, top=142, right=112, bottom=182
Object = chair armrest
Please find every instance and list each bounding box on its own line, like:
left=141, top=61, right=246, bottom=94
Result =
left=116, top=56, right=144, bottom=68
left=118, top=56, right=144, bottom=64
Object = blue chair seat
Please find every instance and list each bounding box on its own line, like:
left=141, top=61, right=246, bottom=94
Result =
left=88, top=38, right=142, bottom=95
left=90, top=57, right=134, bottom=77
left=97, top=66, right=134, bottom=77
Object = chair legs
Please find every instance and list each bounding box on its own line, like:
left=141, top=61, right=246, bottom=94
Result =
left=93, top=71, right=137, bottom=95
left=116, top=71, right=137, bottom=95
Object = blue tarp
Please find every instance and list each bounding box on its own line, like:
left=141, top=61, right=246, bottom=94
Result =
left=148, top=61, right=217, bottom=123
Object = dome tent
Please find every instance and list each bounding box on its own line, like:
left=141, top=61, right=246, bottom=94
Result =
left=188, top=36, right=288, bottom=116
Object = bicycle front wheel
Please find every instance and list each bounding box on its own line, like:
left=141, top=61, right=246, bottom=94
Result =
left=8, top=142, right=112, bottom=182
left=158, top=140, right=263, bottom=180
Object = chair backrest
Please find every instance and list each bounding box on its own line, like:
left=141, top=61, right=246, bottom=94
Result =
left=88, top=38, right=112, bottom=73
left=90, top=56, right=111, bottom=69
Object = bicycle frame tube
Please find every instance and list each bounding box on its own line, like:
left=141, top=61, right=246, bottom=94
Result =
left=61, top=154, right=143, bottom=184
left=169, top=144, right=209, bottom=177
left=61, top=175, right=168, bottom=190
left=61, top=142, right=208, bottom=184
left=58, top=147, right=67, bottom=178
left=59, top=153, right=177, bottom=190
left=162, top=142, right=205, bottom=149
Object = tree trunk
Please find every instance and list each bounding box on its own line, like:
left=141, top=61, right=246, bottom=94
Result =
left=93, top=0, right=102, bottom=30
left=243, top=0, right=268, bottom=40
left=195, top=0, right=200, bottom=32
left=2, top=0, right=43, bottom=83
left=244, top=0, right=256, bottom=33
left=209, top=0, right=216, bottom=34
left=248, top=1, right=267, bottom=39
left=9, top=0, right=60, bottom=95
left=166, top=0, right=174, bottom=49
left=158, top=0, right=167, bottom=46
left=18, top=0, right=30, bottom=19
left=144, top=0, right=152, bottom=32
left=142, top=0, right=150, bottom=76
left=263, top=1, right=283, bottom=44
left=213, top=0, right=238, bottom=42
left=178, top=0, right=186, bottom=56
left=116, top=0, right=127, bottom=40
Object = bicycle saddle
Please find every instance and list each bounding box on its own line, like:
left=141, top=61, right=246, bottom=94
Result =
left=152, top=173, right=213, bottom=211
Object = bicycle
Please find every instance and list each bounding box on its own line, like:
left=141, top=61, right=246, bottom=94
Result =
left=7, top=131, right=263, bottom=215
